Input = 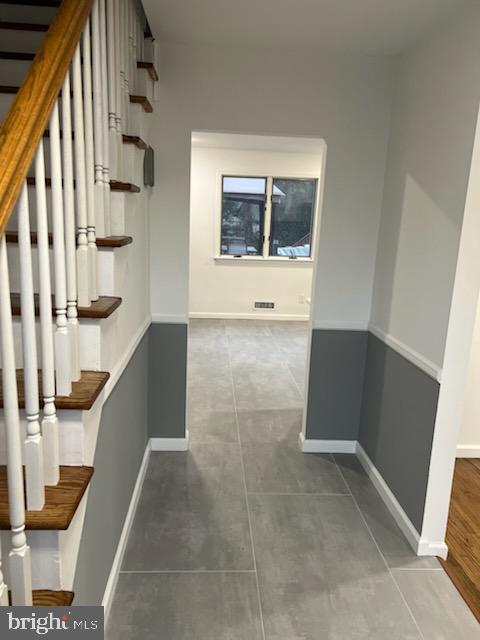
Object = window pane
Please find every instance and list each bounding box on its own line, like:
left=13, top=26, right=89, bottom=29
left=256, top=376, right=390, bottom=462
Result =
left=269, top=179, right=316, bottom=257
left=221, top=176, right=266, bottom=256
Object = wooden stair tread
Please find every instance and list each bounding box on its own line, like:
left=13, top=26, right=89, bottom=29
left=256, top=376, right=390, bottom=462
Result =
left=25, top=176, right=140, bottom=192
left=129, top=94, right=153, bottom=113
left=122, top=134, right=147, bottom=150
left=0, top=21, right=49, bottom=32
left=97, top=235, right=133, bottom=247
left=0, top=84, right=21, bottom=94
left=137, top=61, right=159, bottom=81
left=6, top=230, right=133, bottom=248
left=3, top=86, right=153, bottom=116
left=0, top=465, right=93, bottom=530
left=0, top=51, right=35, bottom=61
left=45, top=129, right=145, bottom=150
left=0, top=370, right=109, bottom=410
left=110, top=181, right=141, bottom=193
left=10, top=590, right=74, bottom=606
left=10, top=293, right=122, bottom=319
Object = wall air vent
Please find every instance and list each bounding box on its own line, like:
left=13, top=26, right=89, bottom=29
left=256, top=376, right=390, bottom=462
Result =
left=254, top=301, right=275, bottom=310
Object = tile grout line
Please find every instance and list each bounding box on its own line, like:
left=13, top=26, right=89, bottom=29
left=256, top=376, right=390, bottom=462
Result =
left=225, top=322, right=267, bottom=640
left=119, top=570, right=257, bottom=574
left=247, top=491, right=351, bottom=496
left=332, top=455, right=427, bottom=640
left=267, top=324, right=306, bottom=401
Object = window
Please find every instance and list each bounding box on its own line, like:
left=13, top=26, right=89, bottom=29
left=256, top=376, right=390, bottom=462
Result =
left=270, top=179, right=316, bottom=257
left=220, top=175, right=317, bottom=259
left=221, top=176, right=267, bottom=256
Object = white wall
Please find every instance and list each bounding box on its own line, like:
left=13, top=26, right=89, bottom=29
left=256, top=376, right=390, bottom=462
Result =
left=189, top=144, right=323, bottom=319
left=148, top=43, right=394, bottom=326
left=370, top=1, right=480, bottom=368
left=458, top=294, right=480, bottom=455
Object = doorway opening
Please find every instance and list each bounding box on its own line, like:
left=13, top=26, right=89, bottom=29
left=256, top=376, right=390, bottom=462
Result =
left=187, top=131, right=326, bottom=450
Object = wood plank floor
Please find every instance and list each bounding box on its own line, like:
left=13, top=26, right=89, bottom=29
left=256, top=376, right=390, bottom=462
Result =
left=440, top=458, right=480, bottom=622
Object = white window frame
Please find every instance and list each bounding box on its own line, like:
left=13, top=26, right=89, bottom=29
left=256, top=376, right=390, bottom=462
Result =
left=214, top=172, right=320, bottom=263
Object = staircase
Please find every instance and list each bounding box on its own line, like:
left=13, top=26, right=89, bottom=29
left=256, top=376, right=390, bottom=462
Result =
left=0, top=0, right=155, bottom=605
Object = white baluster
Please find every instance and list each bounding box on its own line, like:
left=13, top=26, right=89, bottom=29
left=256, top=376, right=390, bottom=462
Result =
left=100, top=0, right=112, bottom=236
left=114, top=0, right=124, bottom=178
left=137, top=10, right=144, bottom=60
left=119, top=0, right=126, bottom=127
left=123, top=0, right=130, bottom=134
left=35, top=141, right=60, bottom=486
left=50, top=101, right=72, bottom=397
left=0, top=235, right=32, bottom=606
left=17, top=183, right=45, bottom=511
left=92, top=0, right=106, bottom=238
left=107, top=0, right=118, bottom=179
left=0, top=535, right=8, bottom=605
left=83, top=18, right=99, bottom=301
left=72, top=44, right=92, bottom=307
left=61, top=73, right=81, bottom=382
left=128, top=0, right=136, bottom=96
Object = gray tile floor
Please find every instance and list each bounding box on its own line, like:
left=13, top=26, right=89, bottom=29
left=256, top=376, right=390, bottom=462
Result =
left=107, top=319, right=479, bottom=639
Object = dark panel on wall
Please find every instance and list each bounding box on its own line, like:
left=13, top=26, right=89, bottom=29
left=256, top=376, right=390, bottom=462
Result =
left=148, top=322, right=187, bottom=438
left=305, top=329, right=368, bottom=441
left=358, top=333, right=440, bottom=533
left=73, top=334, right=149, bottom=604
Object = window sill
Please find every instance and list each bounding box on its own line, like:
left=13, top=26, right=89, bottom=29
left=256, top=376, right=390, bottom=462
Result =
left=214, top=255, right=314, bottom=264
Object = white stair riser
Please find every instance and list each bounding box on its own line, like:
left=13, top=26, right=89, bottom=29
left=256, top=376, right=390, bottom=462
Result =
left=127, top=102, right=150, bottom=142
left=7, top=186, right=126, bottom=244
left=0, top=59, right=32, bottom=87
left=32, top=137, right=144, bottom=184
left=1, top=530, right=61, bottom=591
left=0, top=409, right=84, bottom=468
left=0, top=4, right=58, bottom=24
left=0, top=318, right=102, bottom=372
left=0, top=29, right=45, bottom=54
left=132, top=69, right=154, bottom=104
left=6, top=244, right=115, bottom=297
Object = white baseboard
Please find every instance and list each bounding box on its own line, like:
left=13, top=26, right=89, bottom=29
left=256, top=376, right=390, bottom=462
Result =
left=417, top=538, right=448, bottom=559
left=456, top=444, right=480, bottom=458
left=150, top=431, right=189, bottom=452
left=356, top=443, right=423, bottom=553
left=102, top=441, right=151, bottom=621
left=298, top=432, right=357, bottom=454
left=189, top=312, right=309, bottom=322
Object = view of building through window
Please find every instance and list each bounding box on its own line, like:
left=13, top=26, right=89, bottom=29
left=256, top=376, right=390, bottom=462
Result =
left=220, top=175, right=316, bottom=258
left=270, top=178, right=316, bottom=257
left=221, top=176, right=266, bottom=255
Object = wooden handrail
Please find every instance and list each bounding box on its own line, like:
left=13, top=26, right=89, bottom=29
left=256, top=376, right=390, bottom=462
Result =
left=0, top=0, right=94, bottom=238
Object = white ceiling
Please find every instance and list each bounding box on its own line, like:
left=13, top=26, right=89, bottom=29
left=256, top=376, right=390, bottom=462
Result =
left=144, top=0, right=466, bottom=56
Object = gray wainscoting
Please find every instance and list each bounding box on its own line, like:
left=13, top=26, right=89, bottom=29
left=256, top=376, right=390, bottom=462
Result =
left=148, top=322, right=188, bottom=438
left=305, top=329, right=440, bottom=534
left=358, top=333, right=440, bottom=532
left=73, top=333, right=149, bottom=604
left=305, top=329, right=368, bottom=440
